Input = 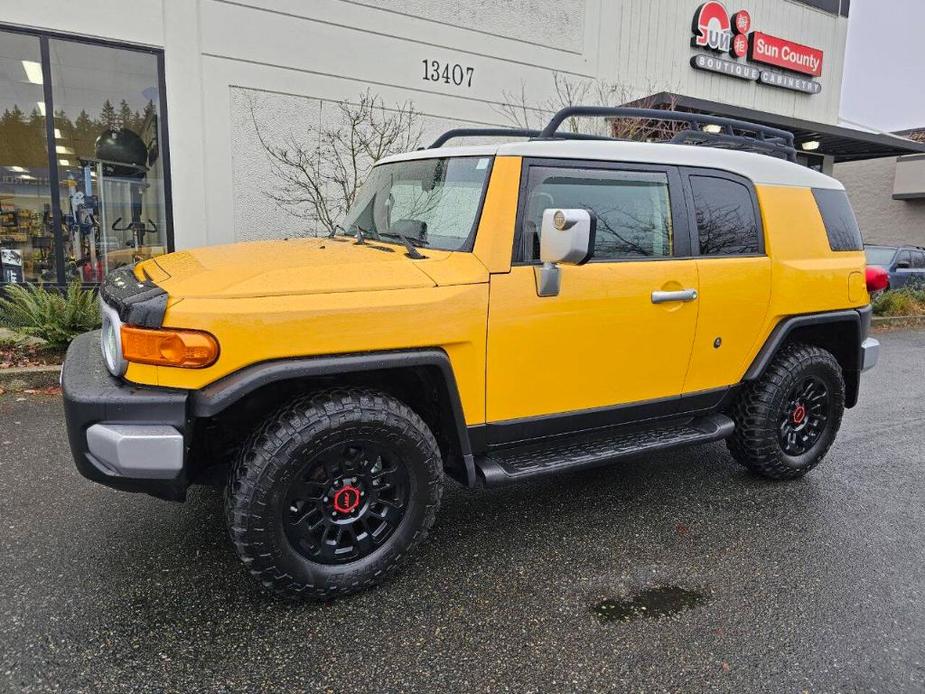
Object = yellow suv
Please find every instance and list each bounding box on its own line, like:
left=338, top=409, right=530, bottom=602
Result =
left=62, top=107, right=879, bottom=600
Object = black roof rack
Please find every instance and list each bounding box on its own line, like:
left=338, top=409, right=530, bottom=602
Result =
left=428, top=127, right=609, bottom=149
left=541, top=106, right=797, bottom=162
left=428, top=106, right=798, bottom=162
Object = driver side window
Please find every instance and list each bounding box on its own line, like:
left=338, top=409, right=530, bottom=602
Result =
left=519, top=166, right=674, bottom=262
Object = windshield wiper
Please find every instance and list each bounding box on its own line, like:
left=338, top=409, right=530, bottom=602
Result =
left=379, top=230, right=426, bottom=259
left=347, top=223, right=379, bottom=245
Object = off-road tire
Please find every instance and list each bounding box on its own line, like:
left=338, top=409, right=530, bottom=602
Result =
left=727, top=343, right=845, bottom=480
left=225, top=388, right=443, bottom=600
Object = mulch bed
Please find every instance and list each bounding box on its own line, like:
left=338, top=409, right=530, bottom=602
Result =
left=0, top=341, right=66, bottom=369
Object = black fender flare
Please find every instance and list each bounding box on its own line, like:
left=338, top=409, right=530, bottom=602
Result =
left=743, top=306, right=871, bottom=408
left=188, top=349, right=477, bottom=486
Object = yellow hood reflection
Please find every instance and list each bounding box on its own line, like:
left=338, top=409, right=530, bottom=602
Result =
left=145, top=237, right=451, bottom=298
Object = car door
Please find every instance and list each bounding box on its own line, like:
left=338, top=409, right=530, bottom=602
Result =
left=485, top=160, right=700, bottom=440
left=911, top=250, right=925, bottom=288
left=679, top=169, right=772, bottom=394
left=892, top=249, right=914, bottom=288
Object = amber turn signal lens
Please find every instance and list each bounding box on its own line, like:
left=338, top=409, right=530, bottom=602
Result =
left=120, top=326, right=219, bottom=369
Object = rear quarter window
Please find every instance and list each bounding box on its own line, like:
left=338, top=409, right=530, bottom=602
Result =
left=812, top=188, right=863, bottom=251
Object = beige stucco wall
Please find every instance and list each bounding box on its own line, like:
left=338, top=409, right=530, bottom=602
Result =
left=836, top=157, right=925, bottom=246
left=10, top=0, right=851, bottom=248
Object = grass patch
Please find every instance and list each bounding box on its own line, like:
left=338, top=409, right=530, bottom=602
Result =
left=872, top=288, right=925, bottom=317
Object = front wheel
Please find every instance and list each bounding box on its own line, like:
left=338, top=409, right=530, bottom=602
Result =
left=225, top=388, right=443, bottom=600
left=727, top=343, right=845, bottom=480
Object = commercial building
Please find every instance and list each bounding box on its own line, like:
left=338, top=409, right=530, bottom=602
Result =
left=836, top=129, right=925, bottom=247
left=1, top=0, right=923, bottom=287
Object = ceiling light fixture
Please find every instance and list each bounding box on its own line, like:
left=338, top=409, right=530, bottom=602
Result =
left=801, top=140, right=821, bottom=151
left=22, top=60, right=43, bottom=84
left=703, top=124, right=722, bottom=134
left=55, top=145, right=74, bottom=155
left=36, top=101, right=46, bottom=116
left=9, top=166, right=26, bottom=173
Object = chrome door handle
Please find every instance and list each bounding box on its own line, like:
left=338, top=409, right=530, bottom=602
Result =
left=651, top=289, right=698, bottom=304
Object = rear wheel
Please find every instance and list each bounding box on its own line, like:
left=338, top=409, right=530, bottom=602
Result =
left=727, top=343, right=845, bottom=480
left=225, top=388, right=443, bottom=600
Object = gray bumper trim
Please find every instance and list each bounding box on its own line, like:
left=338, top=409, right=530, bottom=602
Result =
left=861, top=337, right=880, bottom=372
left=86, top=424, right=184, bottom=480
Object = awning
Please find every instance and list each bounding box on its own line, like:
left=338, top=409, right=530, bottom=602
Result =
left=635, top=93, right=925, bottom=163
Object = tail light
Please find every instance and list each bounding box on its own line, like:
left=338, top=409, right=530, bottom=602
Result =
left=865, top=265, right=889, bottom=293
left=121, top=326, right=220, bottom=368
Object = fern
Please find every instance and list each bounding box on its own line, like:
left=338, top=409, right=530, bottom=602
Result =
left=0, top=281, right=101, bottom=348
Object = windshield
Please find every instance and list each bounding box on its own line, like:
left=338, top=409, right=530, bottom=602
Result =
left=865, top=247, right=896, bottom=266
left=341, top=156, right=492, bottom=252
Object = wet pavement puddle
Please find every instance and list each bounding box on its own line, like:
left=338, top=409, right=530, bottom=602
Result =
left=592, top=586, right=708, bottom=623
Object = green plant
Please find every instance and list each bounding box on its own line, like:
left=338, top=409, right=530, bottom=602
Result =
left=0, top=281, right=100, bottom=348
left=872, top=287, right=925, bottom=317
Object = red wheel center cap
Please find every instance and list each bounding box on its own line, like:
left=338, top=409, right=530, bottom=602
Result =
left=791, top=404, right=807, bottom=425
left=332, top=484, right=361, bottom=514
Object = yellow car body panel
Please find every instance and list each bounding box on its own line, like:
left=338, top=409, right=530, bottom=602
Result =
left=485, top=261, right=700, bottom=422
left=149, top=238, right=442, bottom=298
left=683, top=255, right=771, bottom=395
left=128, top=280, right=490, bottom=425
left=752, top=184, right=868, bottom=350
left=472, top=156, right=520, bottom=274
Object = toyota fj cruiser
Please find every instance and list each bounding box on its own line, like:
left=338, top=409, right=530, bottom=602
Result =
left=62, top=107, right=879, bottom=600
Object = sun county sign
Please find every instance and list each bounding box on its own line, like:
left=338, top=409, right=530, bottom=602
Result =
left=690, top=1, right=823, bottom=94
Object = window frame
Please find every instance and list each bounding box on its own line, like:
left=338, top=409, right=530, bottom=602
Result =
left=678, top=167, right=766, bottom=259
left=511, top=158, right=694, bottom=266
left=0, top=22, right=174, bottom=289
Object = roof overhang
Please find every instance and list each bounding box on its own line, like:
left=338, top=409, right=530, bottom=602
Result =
left=636, top=93, right=925, bottom=163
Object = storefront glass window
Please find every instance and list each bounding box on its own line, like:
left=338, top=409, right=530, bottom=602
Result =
left=48, top=39, right=169, bottom=282
left=0, top=30, right=56, bottom=283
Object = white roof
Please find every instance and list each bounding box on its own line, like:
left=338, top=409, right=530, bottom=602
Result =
left=378, top=140, right=843, bottom=190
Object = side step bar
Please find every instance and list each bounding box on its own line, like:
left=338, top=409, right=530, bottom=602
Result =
left=474, top=414, right=734, bottom=487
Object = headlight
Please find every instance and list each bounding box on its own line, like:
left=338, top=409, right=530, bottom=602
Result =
left=100, top=300, right=127, bottom=377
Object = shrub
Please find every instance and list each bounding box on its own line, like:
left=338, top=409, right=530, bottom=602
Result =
left=872, top=288, right=925, bottom=317
left=0, top=281, right=101, bottom=348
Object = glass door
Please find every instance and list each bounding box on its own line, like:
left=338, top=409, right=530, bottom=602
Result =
left=0, top=30, right=57, bottom=283
left=48, top=38, right=169, bottom=282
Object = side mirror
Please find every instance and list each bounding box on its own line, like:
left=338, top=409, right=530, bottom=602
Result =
left=535, top=209, right=596, bottom=297
left=896, top=260, right=911, bottom=270
left=539, top=209, right=596, bottom=265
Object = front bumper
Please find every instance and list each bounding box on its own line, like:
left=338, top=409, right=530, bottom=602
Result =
left=62, top=330, right=190, bottom=500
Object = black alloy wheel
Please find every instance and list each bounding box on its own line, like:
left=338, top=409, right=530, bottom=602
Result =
left=778, top=376, right=830, bottom=457
left=283, top=441, right=410, bottom=565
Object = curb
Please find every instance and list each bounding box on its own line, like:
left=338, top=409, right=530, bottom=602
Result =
left=871, top=315, right=925, bottom=331
left=0, top=365, right=62, bottom=392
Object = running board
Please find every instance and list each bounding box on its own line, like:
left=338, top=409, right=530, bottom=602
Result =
left=474, top=413, right=734, bottom=487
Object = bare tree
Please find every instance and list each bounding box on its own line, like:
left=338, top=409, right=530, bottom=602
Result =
left=249, top=90, right=423, bottom=235
left=492, top=73, right=685, bottom=141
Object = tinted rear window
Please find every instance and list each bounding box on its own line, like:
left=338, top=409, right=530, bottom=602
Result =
left=813, top=188, right=863, bottom=251
left=689, top=175, right=760, bottom=255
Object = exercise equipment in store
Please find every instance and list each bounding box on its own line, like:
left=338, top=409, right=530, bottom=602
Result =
left=64, top=125, right=159, bottom=281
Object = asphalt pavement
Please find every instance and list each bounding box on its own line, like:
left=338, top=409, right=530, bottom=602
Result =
left=1, top=330, right=923, bottom=693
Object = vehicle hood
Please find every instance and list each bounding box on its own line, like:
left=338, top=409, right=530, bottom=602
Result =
left=143, top=237, right=455, bottom=299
